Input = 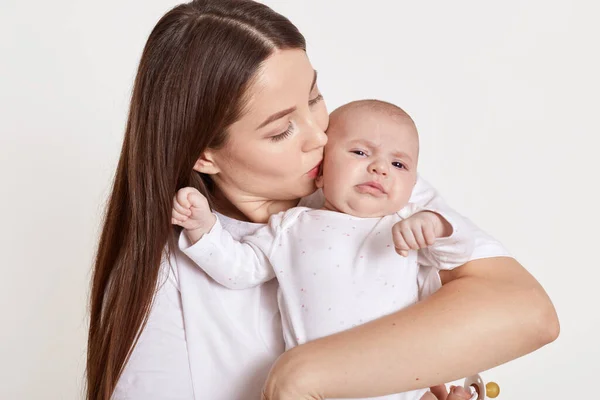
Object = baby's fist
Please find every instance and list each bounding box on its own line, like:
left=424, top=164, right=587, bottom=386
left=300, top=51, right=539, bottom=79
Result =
left=392, top=211, right=452, bottom=256
left=171, top=187, right=214, bottom=234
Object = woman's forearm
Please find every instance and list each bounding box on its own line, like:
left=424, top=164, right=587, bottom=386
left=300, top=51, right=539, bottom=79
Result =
left=270, top=257, right=559, bottom=399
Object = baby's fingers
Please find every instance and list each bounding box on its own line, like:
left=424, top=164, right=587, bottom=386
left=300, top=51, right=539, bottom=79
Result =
left=173, top=196, right=192, bottom=216
left=171, top=209, right=189, bottom=224
left=392, top=226, right=410, bottom=257
left=171, top=218, right=183, bottom=226
left=176, top=188, right=197, bottom=209
left=412, top=224, right=428, bottom=249
left=398, top=249, right=409, bottom=257
left=422, top=222, right=437, bottom=246
left=401, top=226, right=419, bottom=250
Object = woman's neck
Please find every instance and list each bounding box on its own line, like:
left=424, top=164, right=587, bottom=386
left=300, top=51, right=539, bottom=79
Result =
left=211, top=187, right=299, bottom=224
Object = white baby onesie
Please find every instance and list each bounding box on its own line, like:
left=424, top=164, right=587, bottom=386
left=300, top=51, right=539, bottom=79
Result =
left=182, top=205, right=474, bottom=400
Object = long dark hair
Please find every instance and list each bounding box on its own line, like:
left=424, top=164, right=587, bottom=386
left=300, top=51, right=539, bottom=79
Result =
left=86, top=1, right=305, bottom=398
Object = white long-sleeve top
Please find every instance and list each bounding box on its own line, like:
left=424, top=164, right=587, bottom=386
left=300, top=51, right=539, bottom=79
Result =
left=183, top=204, right=472, bottom=338
left=182, top=204, right=474, bottom=400
left=114, top=176, right=510, bottom=400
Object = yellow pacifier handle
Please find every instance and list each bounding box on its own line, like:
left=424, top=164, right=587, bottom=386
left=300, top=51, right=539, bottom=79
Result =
left=485, top=382, right=500, bottom=398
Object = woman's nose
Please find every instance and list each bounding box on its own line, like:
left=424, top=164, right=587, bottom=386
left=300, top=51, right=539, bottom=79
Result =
left=302, top=123, right=327, bottom=152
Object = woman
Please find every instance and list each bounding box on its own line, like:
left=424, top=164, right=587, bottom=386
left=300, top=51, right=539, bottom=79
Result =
left=87, top=1, right=559, bottom=399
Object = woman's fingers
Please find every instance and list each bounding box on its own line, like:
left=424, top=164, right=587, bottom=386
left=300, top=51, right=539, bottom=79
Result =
left=429, top=384, right=449, bottom=399
left=421, top=384, right=473, bottom=400
left=448, top=385, right=474, bottom=400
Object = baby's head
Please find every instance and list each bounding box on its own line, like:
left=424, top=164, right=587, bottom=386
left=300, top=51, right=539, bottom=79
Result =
left=316, top=100, right=419, bottom=218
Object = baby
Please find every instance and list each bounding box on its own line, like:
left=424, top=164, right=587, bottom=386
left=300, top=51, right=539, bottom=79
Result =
left=172, top=100, right=475, bottom=400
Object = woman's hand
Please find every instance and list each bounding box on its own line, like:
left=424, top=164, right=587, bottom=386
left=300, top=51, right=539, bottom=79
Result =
left=261, top=377, right=473, bottom=400
left=263, top=257, right=558, bottom=399
left=261, top=354, right=473, bottom=400
left=421, top=384, right=473, bottom=400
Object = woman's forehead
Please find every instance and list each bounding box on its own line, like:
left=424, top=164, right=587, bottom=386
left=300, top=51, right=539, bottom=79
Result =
left=240, top=49, right=316, bottom=125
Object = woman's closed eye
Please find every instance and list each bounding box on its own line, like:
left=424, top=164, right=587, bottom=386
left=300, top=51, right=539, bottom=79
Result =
left=309, top=94, right=323, bottom=106
left=270, top=122, right=294, bottom=142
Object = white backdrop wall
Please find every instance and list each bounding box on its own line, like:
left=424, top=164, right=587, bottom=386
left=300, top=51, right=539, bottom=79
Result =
left=1, top=0, right=598, bottom=398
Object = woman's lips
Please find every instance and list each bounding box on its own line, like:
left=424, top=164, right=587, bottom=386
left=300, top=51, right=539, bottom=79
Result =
left=356, top=181, right=386, bottom=196
left=307, top=162, right=321, bottom=179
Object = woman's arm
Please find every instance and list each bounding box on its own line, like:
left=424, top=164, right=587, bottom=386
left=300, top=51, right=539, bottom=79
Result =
left=263, top=256, right=559, bottom=399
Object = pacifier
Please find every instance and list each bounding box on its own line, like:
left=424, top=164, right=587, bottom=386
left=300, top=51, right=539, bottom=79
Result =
left=463, top=374, right=500, bottom=400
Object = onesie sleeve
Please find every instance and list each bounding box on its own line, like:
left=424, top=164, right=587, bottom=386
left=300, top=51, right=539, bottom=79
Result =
left=178, top=213, right=283, bottom=289
left=409, top=175, right=511, bottom=261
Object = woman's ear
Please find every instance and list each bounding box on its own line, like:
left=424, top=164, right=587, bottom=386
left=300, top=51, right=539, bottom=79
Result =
left=193, top=150, right=220, bottom=175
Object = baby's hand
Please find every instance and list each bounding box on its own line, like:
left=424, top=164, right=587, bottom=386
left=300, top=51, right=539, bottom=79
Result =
left=392, top=211, right=452, bottom=256
left=172, top=187, right=216, bottom=241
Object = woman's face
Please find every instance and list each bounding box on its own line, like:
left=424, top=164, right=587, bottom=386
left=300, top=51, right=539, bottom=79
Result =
left=198, top=49, right=328, bottom=204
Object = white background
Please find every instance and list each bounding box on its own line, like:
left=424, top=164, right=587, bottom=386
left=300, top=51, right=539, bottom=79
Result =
left=1, top=0, right=599, bottom=398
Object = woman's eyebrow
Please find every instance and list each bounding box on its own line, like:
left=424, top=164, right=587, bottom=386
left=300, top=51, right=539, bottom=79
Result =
left=256, top=70, right=318, bottom=130
left=257, top=106, right=297, bottom=129
left=310, top=70, right=318, bottom=92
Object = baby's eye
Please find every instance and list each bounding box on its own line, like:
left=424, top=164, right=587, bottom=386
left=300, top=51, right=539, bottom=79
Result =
left=392, top=161, right=406, bottom=169
left=351, top=150, right=367, bottom=156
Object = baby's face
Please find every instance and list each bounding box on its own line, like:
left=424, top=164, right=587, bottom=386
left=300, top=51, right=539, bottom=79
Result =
left=317, top=109, right=419, bottom=217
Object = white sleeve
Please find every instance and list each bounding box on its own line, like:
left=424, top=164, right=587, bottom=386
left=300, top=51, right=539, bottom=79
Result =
left=410, top=175, right=511, bottom=261
left=418, top=209, right=475, bottom=270
left=114, top=260, right=194, bottom=400
left=178, top=215, right=280, bottom=289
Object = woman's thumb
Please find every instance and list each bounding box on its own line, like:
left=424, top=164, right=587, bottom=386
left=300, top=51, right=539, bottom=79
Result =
left=448, top=385, right=474, bottom=399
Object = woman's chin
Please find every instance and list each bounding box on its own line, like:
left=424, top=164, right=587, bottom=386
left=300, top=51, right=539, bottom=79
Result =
left=269, top=179, right=318, bottom=202
left=298, top=180, right=319, bottom=198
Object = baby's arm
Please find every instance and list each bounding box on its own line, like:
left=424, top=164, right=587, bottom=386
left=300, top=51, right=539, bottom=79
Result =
left=402, top=210, right=475, bottom=270
left=392, top=209, right=473, bottom=267
left=393, top=181, right=475, bottom=269
left=172, top=187, right=277, bottom=289
left=409, top=176, right=511, bottom=259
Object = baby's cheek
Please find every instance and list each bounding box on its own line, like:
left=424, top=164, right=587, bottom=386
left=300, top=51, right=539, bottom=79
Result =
left=392, top=187, right=413, bottom=210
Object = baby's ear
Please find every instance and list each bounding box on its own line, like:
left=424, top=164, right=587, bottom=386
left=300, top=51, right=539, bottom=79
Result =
left=315, top=164, right=325, bottom=188
left=315, top=175, right=324, bottom=189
